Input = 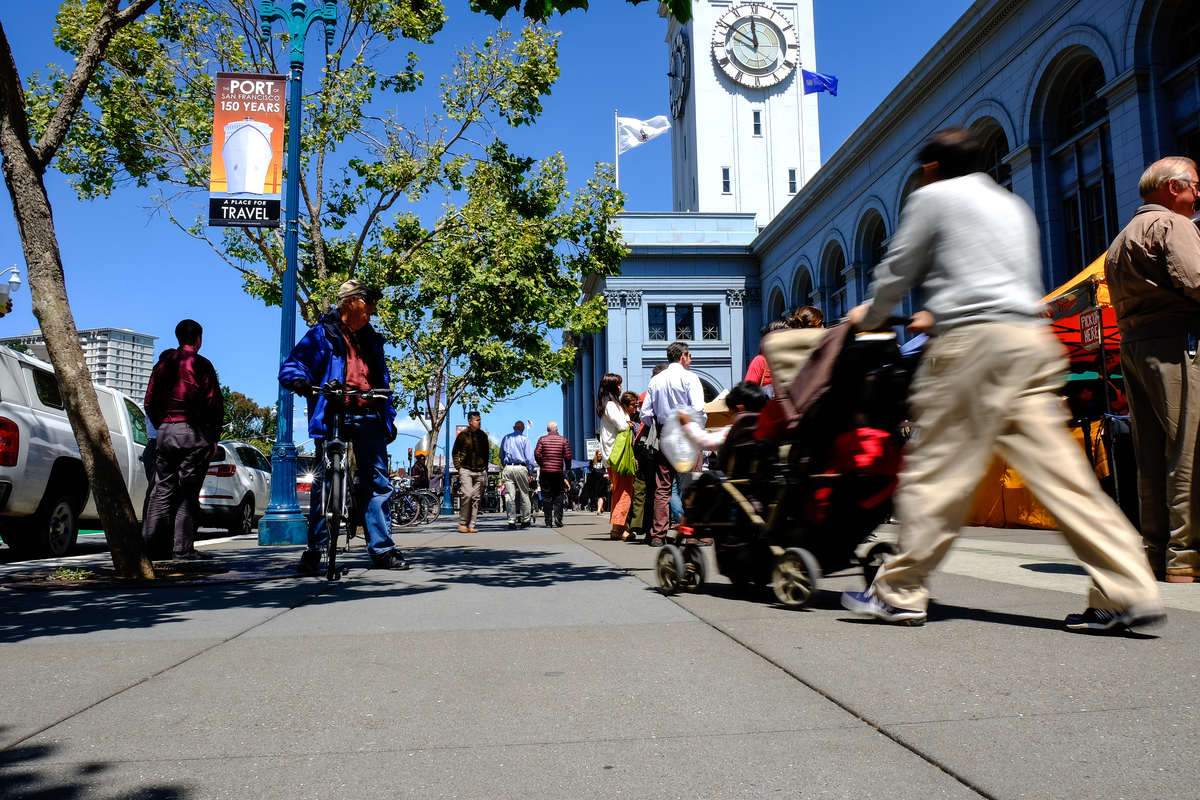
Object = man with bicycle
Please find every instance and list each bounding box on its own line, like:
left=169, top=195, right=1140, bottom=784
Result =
left=280, top=279, right=409, bottom=572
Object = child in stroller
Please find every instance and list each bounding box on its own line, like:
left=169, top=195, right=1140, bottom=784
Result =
left=656, top=320, right=914, bottom=607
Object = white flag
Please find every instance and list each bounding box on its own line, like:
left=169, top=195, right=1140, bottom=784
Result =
left=617, top=115, right=671, bottom=154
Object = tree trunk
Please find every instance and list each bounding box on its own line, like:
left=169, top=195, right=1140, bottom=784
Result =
left=0, top=21, right=153, bottom=579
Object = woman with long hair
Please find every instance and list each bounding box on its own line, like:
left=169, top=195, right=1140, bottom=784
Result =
left=596, top=372, right=634, bottom=539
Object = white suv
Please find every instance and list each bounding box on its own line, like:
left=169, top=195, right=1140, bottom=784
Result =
left=0, top=346, right=150, bottom=556
left=200, top=442, right=271, bottom=536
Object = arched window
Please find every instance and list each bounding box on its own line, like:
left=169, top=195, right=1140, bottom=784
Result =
left=824, top=243, right=848, bottom=321
left=857, top=213, right=887, bottom=294
left=1172, top=3, right=1200, bottom=66
left=981, top=127, right=1012, bottom=190
left=1059, top=62, right=1107, bottom=140
left=1052, top=58, right=1117, bottom=278
left=768, top=288, right=786, bottom=323
left=791, top=267, right=812, bottom=310
left=1165, top=2, right=1200, bottom=160
left=898, top=169, right=923, bottom=216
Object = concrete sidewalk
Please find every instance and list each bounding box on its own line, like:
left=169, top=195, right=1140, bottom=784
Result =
left=1, top=511, right=1196, bottom=799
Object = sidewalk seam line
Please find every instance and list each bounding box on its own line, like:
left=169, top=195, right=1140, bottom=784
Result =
left=0, top=574, right=351, bottom=755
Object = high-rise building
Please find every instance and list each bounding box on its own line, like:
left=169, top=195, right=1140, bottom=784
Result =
left=0, top=327, right=158, bottom=400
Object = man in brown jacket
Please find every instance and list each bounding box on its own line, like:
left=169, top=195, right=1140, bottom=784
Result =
left=1106, top=156, right=1200, bottom=582
left=452, top=411, right=490, bottom=532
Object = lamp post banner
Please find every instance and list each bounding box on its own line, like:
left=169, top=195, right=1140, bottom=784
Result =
left=208, top=72, right=287, bottom=227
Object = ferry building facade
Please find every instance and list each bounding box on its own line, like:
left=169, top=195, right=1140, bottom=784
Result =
left=561, top=0, right=1200, bottom=455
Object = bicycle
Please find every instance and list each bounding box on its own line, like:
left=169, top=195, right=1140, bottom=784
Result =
left=311, top=380, right=394, bottom=581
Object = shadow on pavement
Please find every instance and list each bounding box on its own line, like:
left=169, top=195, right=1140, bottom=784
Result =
left=0, top=579, right=443, bottom=644
left=0, top=729, right=190, bottom=800
left=411, top=547, right=629, bottom=589
left=1020, top=562, right=1088, bottom=575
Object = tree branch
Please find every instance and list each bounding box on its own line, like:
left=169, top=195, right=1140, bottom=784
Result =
left=34, top=0, right=159, bottom=168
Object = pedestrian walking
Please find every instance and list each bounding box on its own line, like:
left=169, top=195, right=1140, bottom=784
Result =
left=597, top=373, right=635, bottom=539
left=587, top=450, right=609, bottom=514
left=1106, top=156, right=1200, bottom=583
left=452, top=411, right=490, bottom=533
left=143, top=320, right=223, bottom=561
left=281, top=279, right=408, bottom=573
left=840, top=127, right=1163, bottom=632
left=639, top=343, right=707, bottom=547
left=499, top=420, right=537, bottom=530
left=534, top=421, right=572, bottom=527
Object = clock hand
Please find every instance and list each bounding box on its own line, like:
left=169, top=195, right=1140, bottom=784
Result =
left=751, top=19, right=759, bottom=49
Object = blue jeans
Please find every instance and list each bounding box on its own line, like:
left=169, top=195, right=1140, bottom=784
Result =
left=308, top=413, right=395, bottom=557
left=670, top=475, right=684, bottom=524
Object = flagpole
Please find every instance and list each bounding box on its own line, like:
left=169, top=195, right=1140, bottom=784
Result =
left=614, top=108, right=619, bottom=191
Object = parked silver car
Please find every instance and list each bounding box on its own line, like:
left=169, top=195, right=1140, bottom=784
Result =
left=296, top=454, right=316, bottom=515
left=199, top=442, right=271, bottom=536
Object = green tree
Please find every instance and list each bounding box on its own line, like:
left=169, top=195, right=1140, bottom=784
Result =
left=0, top=0, right=160, bottom=579
left=38, top=1, right=629, bottom=463
left=221, top=385, right=276, bottom=454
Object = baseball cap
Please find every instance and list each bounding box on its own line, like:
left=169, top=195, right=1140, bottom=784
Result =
left=336, top=279, right=382, bottom=303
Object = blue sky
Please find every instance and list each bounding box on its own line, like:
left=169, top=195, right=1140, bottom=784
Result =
left=0, top=0, right=973, bottom=462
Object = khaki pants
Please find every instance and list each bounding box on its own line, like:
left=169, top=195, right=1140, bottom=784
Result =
left=873, top=322, right=1160, bottom=616
left=1121, top=335, right=1200, bottom=574
left=502, top=465, right=532, bottom=525
left=459, top=468, right=485, bottom=530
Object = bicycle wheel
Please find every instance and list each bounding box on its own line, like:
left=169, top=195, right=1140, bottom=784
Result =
left=325, top=451, right=344, bottom=581
left=392, top=492, right=421, bottom=527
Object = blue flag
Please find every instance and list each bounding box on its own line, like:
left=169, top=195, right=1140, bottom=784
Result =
left=802, top=70, right=838, bottom=97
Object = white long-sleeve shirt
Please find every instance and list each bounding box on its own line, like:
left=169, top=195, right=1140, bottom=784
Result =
left=861, top=172, right=1044, bottom=334
left=640, top=362, right=707, bottom=428
left=598, top=400, right=630, bottom=461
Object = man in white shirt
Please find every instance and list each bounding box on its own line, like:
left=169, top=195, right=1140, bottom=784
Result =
left=640, top=341, right=706, bottom=545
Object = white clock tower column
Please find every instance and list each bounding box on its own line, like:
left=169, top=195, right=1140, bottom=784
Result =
left=664, top=1, right=820, bottom=228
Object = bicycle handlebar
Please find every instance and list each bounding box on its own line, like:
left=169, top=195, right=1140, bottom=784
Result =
left=312, top=381, right=394, bottom=399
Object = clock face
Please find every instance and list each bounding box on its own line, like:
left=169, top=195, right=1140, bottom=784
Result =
left=669, top=32, right=689, bottom=119
left=711, top=4, right=799, bottom=89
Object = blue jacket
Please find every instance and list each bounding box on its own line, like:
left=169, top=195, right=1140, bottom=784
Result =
left=279, top=311, right=398, bottom=440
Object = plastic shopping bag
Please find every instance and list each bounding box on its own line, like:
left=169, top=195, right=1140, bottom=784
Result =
left=659, top=408, right=701, bottom=472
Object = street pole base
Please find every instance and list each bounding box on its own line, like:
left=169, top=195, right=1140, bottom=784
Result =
left=258, top=515, right=308, bottom=546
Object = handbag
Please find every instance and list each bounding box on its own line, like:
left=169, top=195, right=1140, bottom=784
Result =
left=609, top=428, right=637, bottom=476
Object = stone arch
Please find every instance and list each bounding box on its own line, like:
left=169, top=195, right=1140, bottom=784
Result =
left=1023, top=27, right=1118, bottom=142
left=895, top=168, right=924, bottom=219
left=962, top=100, right=1018, bottom=151
left=818, top=232, right=848, bottom=290
left=967, top=114, right=1014, bottom=188
left=766, top=286, right=787, bottom=324
left=853, top=205, right=888, bottom=265
left=789, top=259, right=814, bottom=310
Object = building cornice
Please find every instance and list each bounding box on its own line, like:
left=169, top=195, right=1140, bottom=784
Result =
left=752, top=0, right=1078, bottom=262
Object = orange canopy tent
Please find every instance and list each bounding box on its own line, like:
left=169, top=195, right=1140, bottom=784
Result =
left=967, top=254, right=1119, bottom=529
left=1038, top=254, right=1120, bottom=363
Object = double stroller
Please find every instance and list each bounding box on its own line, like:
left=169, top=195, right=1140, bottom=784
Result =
left=656, top=321, right=915, bottom=608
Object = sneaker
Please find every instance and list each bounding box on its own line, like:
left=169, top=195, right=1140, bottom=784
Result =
left=1064, top=606, right=1166, bottom=632
left=648, top=536, right=667, bottom=548
left=840, top=590, right=926, bottom=626
left=173, top=549, right=214, bottom=561
left=509, top=522, right=517, bottom=530
left=297, top=549, right=321, bottom=575
left=371, top=549, right=410, bottom=571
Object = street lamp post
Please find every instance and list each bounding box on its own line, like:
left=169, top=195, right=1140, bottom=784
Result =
left=257, top=0, right=337, bottom=546
left=440, top=407, right=454, bottom=516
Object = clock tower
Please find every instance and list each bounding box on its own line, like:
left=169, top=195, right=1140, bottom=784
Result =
left=664, top=1, right=820, bottom=227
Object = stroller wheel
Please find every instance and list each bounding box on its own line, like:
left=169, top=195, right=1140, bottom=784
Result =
left=858, top=541, right=897, bottom=588
left=681, top=545, right=706, bottom=592
left=771, top=547, right=822, bottom=608
left=656, top=545, right=686, bottom=596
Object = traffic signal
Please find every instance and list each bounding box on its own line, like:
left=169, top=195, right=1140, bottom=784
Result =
left=407, top=448, right=413, bottom=459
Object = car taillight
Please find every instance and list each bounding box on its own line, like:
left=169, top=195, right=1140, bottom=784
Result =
left=0, top=417, right=18, bottom=467
left=296, top=482, right=312, bottom=493
left=207, top=464, right=237, bottom=477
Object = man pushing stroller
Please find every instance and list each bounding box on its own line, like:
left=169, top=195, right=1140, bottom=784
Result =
left=842, top=128, right=1163, bottom=633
